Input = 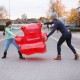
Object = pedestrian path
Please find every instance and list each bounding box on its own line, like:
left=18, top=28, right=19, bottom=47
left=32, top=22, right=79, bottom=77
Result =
left=72, top=32, right=80, bottom=39
left=0, top=32, right=80, bottom=80
left=0, top=31, right=4, bottom=39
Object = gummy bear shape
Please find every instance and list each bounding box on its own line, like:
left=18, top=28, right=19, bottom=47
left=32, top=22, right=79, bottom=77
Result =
left=15, top=23, right=47, bottom=55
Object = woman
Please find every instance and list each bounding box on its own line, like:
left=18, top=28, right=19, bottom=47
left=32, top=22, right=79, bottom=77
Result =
left=46, top=12, right=79, bottom=60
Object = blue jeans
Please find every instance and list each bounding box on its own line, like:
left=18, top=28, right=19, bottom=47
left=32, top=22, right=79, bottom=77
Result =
left=4, top=38, right=19, bottom=52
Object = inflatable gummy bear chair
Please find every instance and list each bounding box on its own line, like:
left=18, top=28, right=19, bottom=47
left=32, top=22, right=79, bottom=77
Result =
left=15, top=23, right=47, bottom=55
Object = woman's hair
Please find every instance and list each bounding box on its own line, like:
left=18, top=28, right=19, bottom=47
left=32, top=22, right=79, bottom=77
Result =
left=3, top=21, right=12, bottom=36
left=6, top=21, right=12, bottom=27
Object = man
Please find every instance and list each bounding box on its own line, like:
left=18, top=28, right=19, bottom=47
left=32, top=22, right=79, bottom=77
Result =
left=46, top=12, right=79, bottom=60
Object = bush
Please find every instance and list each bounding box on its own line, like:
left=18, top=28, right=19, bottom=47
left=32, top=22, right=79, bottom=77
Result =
left=68, top=28, right=80, bottom=32
left=0, top=25, right=5, bottom=31
left=50, top=27, right=80, bottom=32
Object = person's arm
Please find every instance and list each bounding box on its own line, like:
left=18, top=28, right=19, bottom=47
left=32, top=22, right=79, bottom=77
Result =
left=5, top=28, right=15, bottom=36
left=44, top=22, right=53, bottom=25
left=47, top=23, right=58, bottom=38
left=11, top=27, right=21, bottom=30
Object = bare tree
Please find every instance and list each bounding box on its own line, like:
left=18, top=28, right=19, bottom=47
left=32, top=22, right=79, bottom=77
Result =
left=0, top=6, right=8, bottom=19
left=49, top=0, right=55, bottom=12
left=49, top=0, right=66, bottom=18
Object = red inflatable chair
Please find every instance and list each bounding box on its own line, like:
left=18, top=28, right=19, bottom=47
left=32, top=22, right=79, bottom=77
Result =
left=15, top=23, right=47, bottom=55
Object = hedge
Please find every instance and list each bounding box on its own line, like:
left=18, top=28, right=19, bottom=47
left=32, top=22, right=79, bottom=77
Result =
left=49, top=27, right=80, bottom=32
left=0, top=25, right=5, bottom=31
left=68, top=28, right=80, bottom=32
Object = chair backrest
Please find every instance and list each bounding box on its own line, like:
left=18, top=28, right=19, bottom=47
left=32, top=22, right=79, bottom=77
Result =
left=21, top=23, right=42, bottom=43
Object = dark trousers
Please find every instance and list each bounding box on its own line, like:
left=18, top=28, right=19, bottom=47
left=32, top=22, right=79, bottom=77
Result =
left=47, top=24, right=49, bottom=30
left=57, top=32, right=76, bottom=55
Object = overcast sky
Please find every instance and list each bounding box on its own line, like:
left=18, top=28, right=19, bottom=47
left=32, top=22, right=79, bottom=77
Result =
left=0, top=0, right=79, bottom=19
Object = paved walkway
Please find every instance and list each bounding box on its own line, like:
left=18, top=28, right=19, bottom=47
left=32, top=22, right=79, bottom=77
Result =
left=0, top=29, right=80, bottom=80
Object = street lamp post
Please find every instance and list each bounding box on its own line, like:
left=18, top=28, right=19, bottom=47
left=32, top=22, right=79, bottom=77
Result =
left=9, top=0, right=10, bottom=19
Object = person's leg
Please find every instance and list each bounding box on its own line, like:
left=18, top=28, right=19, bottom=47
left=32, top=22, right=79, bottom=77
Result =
left=47, top=25, right=49, bottom=30
left=12, top=39, right=25, bottom=59
left=2, top=39, right=11, bottom=58
left=57, top=35, right=66, bottom=55
left=12, top=39, right=19, bottom=51
left=66, top=32, right=79, bottom=60
left=54, top=35, right=66, bottom=60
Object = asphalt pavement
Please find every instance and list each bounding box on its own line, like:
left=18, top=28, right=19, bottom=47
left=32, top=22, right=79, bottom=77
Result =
left=0, top=28, right=80, bottom=80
